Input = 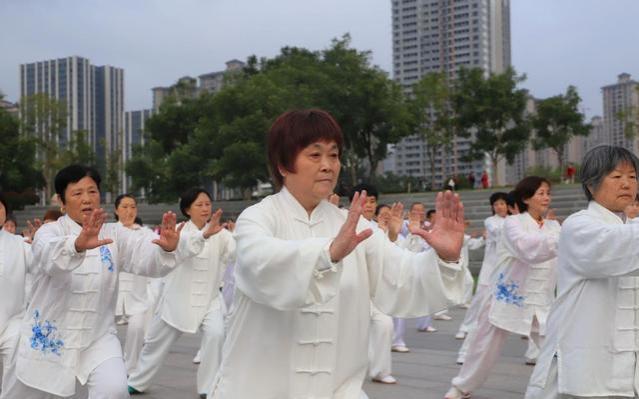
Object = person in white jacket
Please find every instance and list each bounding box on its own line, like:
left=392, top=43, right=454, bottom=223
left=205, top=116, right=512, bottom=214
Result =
left=350, top=183, right=398, bottom=385
left=526, top=146, right=639, bottom=399
left=445, top=176, right=561, bottom=399
left=0, top=164, right=203, bottom=399
left=128, top=187, right=235, bottom=398
left=0, top=194, right=34, bottom=394
left=455, top=192, right=509, bottom=347
left=112, top=194, right=158, bottom=374
left=208, top=109, right=467, bottom=399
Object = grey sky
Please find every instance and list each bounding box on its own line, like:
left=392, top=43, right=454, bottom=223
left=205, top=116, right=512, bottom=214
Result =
left=1, top=0, right=638, bottom=118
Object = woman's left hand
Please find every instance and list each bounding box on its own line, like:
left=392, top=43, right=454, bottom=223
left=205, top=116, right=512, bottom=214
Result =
left=152, top=211, right=184, bottom=251
left=410, top=191, right=465, bottom=262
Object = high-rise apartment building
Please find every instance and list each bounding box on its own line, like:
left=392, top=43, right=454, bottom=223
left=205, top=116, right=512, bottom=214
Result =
left=19, top=56, right=124, bottom=182
left=122, top=109, right=153, bottom=193
left=602, top=73, right=639, bottom=152
left=386, top=0, right=511, bottom=187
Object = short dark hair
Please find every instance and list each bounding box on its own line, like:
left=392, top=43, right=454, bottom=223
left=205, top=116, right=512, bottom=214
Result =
left=267, top=109, right=343, bottom=190
left=514, top=176, right=551, bottom=213
left=506, top=190, right=517, bottom=208
left=114, top=194, right=137, bottom=221
left=54, top=165, right=101, bottom=204
left=426, top=209, right=436, bottom=219
left=0, top=193, right=9, bottom=215
left=579, top=145, right=639, bottom=201
left=5, top=213, right=17, bottom=227
left=350, top=183, right=378, bottom=202
left=42, top=209, right=63, bottom=222
left=375, top=204, right=390, bottom=216
left=489, top=192, right=509, bottom=215
left=179, top=188, right=212, bottom=218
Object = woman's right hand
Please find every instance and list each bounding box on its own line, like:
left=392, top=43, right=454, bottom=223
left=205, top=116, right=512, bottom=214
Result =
left=329, top=191, right=373, bottom=263
left=74, top=209, right=113, bottom=252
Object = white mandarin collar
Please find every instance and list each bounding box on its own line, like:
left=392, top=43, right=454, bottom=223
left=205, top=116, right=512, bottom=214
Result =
left=279, top=186, right=327, bottom=226
left=62, top=214, right=83, bottom=235
left=588, top=201, right=625, bottom=225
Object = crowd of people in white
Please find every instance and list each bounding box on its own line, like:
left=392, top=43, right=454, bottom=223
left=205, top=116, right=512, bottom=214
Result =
left=1, top=108, right=639, bottom=399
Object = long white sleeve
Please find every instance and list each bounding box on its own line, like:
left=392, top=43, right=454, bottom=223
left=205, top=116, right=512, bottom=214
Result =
left=367, top=227, right=465, bottom=318
left=116, top=224, right=205, bottom=278
left=31, top=224, right=85, bottom=276
left=501, top=215, right=559, bottom=265
left=233, top=205, right=343, bottom=311
left=560, top=210, right=639, bottom=279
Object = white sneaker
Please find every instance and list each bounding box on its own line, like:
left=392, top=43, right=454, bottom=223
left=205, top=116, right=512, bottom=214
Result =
left=455, top=331, right=466, bottom=340
left=372, top=374, right=397, bottom=384
left=444, top=386, right=471, bottom=399
left=417, top=325, right=438, bottom=332
left=116, top=317, right=128, bottom=326
left=391, top=345, right=410, bottom=353
left=433, top=313, right=452, bottom=321
left=459, top=303, right=471, bottom=309
left=193, top=351, right=201, bottom=364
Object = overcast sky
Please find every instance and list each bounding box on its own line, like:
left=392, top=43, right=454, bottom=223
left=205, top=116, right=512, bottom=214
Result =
left=1, top=0, right=638, bottom=118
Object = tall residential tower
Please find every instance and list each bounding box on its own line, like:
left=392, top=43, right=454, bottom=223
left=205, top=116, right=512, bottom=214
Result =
left=386, top=0, right=511, bottom=187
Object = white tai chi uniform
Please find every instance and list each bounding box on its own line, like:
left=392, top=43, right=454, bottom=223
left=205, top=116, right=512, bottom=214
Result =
left=367, top=221, right=395, bottom=379
left=0, top=230, right=33, bottom=397
left=128, top=221, right=235, bottom=396
left=208, top=187, right=466, bottom=398
left=1, top=215, right=200, bottom=399
left=114, top=223, right=158, bottom=374
left=456, top=215, right=506, bottom=362
left=527, top=201, right=639, bottom=399
left=450, top=212, right=560, bottom=394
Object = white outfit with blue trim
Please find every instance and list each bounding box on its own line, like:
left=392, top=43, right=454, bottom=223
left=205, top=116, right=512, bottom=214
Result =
left=2, top=215, right=202, bottom=398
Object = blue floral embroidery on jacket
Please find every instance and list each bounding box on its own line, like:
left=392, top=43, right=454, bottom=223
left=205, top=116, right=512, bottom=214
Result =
left=30, top=310, right=64, bottom=356
left=100, top=246, right=114, bottom=272
left=494, top=273, right=525, bottom=307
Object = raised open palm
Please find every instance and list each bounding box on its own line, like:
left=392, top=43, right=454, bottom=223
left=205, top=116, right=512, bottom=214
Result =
left=329, top=191, right=373, bottom=263
left=410, top=191, right=464, bottom=262
left=75, top=209, right=113, bottom=252
left=152, top=211, right=184, bottom=251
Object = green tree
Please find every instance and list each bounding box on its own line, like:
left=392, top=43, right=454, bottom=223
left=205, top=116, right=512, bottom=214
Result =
left=409, top=72, right=455, bottom=189
left=20, top=93, right=68, bottom=201
left=532, top=86, right=591, bottom=172
left=615, top=85, right=639, bottom=145
left=55, top=130, right=95, bottom=167
left=126, top=36, right=412, bottom=200
left=0, top=104, right=43, bottom=198
left=453, top=67, right=530, bottom=185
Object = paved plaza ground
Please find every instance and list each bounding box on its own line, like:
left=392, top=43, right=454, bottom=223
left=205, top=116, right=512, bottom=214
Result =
left=1, top=306, right=533, bottom=398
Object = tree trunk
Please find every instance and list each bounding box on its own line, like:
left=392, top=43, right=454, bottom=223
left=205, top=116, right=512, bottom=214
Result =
left=555, top=146, right=565, bottom=181
left=429, top=147, right=436, bottom=191
left=491, top=153, right=500, bottom=188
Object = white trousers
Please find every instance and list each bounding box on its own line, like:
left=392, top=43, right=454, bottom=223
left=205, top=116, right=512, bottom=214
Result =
left=392, top=318, right=406, bottom=347
left=451, top=302, right=542, bottom=394
left=2, top=357, right=128, bottom=399
left=0, top=317, right=20, bottom=398
left=416, top=316, right=433, bottom=330
left=525, top=357, right=629, bottom=399
left=128, top=309, right=225, bottom=395
left=457, top=284, right=489, bottom=335
left=122, top=309, right=152, bottom=374
left=368, top=304, right=393, bottom=378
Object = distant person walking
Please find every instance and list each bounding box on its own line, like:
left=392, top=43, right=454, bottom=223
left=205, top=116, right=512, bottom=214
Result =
left=468, top=172, right=476, bottom=189
left=481, top=170, right=490, bottom=189
left=565, top=163, right=576, bottom=184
